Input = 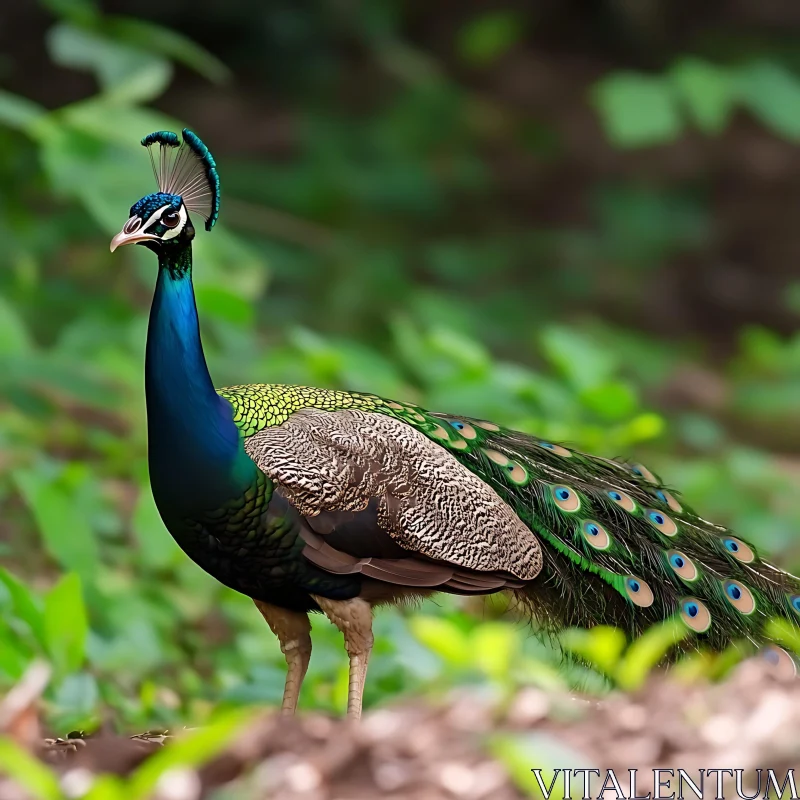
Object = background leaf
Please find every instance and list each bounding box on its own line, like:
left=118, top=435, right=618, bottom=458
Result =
left=457, top=11, right=525, bottom=65
left=48, top=24, right=172, bottom=103
left=592, top=72, right=683, bottom=147
left=44, top=573, right=89, bottom=672
left=670, top=57, right=735, bottom=134
left=737, top=61, right=800, bottom=141
left=12, top=469, right=99, bottom=580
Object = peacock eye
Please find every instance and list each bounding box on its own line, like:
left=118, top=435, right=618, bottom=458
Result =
left=646, top=508, right=678, bottom=536
left=624, top=575, right=654, bottom=607
left=721, top=536, right=754, bottom=563
left=161, top=210, right=181, bottom=228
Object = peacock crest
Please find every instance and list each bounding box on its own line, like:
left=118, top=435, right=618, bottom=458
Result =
left=141, top=129, right=220, bottom=230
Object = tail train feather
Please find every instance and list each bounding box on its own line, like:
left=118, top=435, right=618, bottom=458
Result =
left=431, top=413, right=800, bottom=655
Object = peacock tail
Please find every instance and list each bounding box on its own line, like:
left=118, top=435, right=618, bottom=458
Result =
left=220, top=383, right=800, bottom=654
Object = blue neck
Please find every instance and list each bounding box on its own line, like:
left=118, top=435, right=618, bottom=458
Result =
left=145, top=246, right=253, bottom=511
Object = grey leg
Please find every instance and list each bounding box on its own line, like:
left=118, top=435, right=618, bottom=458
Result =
left=311, top=595, right=374, bottom=720
left=253, top=600, right=312, bottom=715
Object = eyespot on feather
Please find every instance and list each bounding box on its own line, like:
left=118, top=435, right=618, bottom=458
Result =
left=607, top=489, right=637, bottom=512
left=625, top=576, right=654, bottom=607
left=581, top=520, right=611, bottom=550
left=631, top=463, right=658, bottom=484
left=655, top=489, right=683, bottom=513
left=680, top=598, right=711, bottom=632
left=551, top=485, right=581, bottom=512
left=449, top=438, right=468, bottom=450
left=666, top=550, right=698, bottom=581
left=722, top=580, right=756, bottom=614
left=447, top=420, right=477, bottom=439
left=789, top=594, right=800, bottom=617
left=474, top=420, right=500, bottom=431
left=646, top=509, right=678, bottom=537
left=761, top=646, right=797, bottom=680
left=429, top=424, right=449, bottom=440
left=483, top=448, right=509, bottom=467
left=722, top=536, right=754, bottom=563
left=505, top=461, right=529, bottom=485
left=538, top=441, right=572, bottom=457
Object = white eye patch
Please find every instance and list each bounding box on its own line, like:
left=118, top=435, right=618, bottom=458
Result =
left=141, top=204, right=188, bottom=240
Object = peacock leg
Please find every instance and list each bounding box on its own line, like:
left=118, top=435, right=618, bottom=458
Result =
left=311, top=595, right=373, bottom=720
left=253, top=600, right=312, bottom=715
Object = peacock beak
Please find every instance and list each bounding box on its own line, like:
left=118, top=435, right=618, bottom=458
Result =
left=110, top=217, right=158, bottom=252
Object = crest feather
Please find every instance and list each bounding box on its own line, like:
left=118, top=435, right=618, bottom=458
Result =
left=140, top=128, right=220, bottom=230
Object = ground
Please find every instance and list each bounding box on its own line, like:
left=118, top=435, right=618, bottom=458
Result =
left=0, top=657, right=796, bottom=799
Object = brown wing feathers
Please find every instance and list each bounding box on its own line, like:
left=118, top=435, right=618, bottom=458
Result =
left=244, top=408, right=540, bottom=594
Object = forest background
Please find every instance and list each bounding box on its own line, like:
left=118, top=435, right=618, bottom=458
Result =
left=1, top=0, right=800, bottom=739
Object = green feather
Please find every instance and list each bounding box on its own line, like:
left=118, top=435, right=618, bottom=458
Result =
left=416, top=410, right=800, bottom=653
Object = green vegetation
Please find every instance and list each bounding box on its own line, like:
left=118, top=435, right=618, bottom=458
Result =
left=1, top=0, right=800, bottom=739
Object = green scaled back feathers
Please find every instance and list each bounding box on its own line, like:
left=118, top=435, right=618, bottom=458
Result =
left=220, top=383, right=800, bottom=655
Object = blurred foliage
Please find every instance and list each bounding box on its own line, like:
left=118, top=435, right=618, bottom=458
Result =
left=0, top=0, right=799, bottom=741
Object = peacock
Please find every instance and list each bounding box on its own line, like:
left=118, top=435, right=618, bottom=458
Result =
left=111, top=129, right=800, bottom=719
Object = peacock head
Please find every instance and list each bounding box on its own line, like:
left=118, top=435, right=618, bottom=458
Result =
left=110, top=129, right=219, bottom=254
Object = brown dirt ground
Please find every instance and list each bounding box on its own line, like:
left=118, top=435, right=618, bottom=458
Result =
left=0, top=656, right=798, bottom=799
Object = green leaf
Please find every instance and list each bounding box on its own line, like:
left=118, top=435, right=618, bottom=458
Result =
left=57, top=100, right=177, bottom=149
left=737, top=60, right=800, bottom=141
left=670, top=57, right=735, bottom=135
left=83, top=775, right=128, bottom=800
left=128, top=711, right=252, bottom=799
left=560, top=626, right=627, bottom=675
left=409, top=616, right=471, bottom=667
left=52, top=671, right=99, bottom=722
left=0, top=295, right=32, bottom=356
left=0, top=90, right=47, bottom=134
left=621, top=412, right=665, bottom=443
left=615, top=618, right=687, bottom=690
left=490, top=733, right=588, bottom=798
left=192, top=226, right=267, bottom=300
left=579, top=381, right=638, bottom=420
left=132, top=483, right=180, bottom=569
left=12, top=469, right=99, bottom=579
left=592, top=72, right=683, bottom=147
left=457, top=11, right=525, bottom=66
left=428, top=326, right=491, bottom=377
left=195, top=285, right=255, bottom=326
left=539, top=326, right=618, bottom=391
left=39, top=0, right=98, bottom=26
left=47, top=23, right=172, bottom=103
left=44, top=573, right=89, bottom=672
left=784, top=282, right=800, bottom=315
left=37, top=118, right=171, bottom=232
left=0, top=738, right=62, bottom=800
left=0, top=569, right=46, bottom=647
left=471, top=622, right=518, bottom=680
left=0, top=629, right=29, bottom=681
left=105, top=59, right=172, bottom=106
left=101, top=16, right=231, bottom=84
